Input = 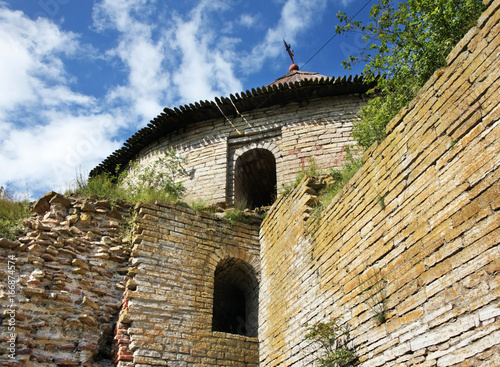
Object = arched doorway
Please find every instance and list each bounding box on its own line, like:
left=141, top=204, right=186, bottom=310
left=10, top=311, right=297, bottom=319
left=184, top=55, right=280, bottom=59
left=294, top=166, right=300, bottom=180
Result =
left=212, top=258, right=258, bottom=337
left=234, top=148, right=277, bottom=209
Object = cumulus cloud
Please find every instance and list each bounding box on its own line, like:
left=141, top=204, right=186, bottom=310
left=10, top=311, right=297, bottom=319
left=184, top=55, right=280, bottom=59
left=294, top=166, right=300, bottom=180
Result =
left=0, top=114, right=121, bottom=195
left=244, top=0, right=331, bottom=71
left=93, top=0, right=244, bottom=107
left=239, top=14, right=259, bottom=28
left=92, top=0, right=172, bottom=121
left=0, top=6, right=119, bottom=197
left=169, top=1, right=242, bottom=103
left=0, top=7, right=88, bottom=116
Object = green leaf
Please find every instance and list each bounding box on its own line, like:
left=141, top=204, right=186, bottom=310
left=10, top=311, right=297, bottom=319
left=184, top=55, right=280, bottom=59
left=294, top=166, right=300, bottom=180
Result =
left=336, top=0, right=485, bottom=150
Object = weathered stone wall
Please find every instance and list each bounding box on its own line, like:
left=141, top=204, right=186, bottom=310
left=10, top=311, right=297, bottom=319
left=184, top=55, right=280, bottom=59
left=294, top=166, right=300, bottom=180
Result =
left=120, top=202, right=260, bottom=366
left=135, top=94, right=366, bottom=206
left=0, top=192, right=131, bottom=367
left=259, top=0, right=500, bottom=365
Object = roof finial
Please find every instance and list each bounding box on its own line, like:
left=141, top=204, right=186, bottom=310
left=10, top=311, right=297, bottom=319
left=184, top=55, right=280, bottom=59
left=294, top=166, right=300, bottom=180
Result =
left=283, top=39, right=299, bottom=72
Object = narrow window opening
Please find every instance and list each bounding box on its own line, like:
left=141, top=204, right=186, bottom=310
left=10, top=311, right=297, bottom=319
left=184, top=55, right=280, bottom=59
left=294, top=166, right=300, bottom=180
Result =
left=212, top=258, right=258, bottom=337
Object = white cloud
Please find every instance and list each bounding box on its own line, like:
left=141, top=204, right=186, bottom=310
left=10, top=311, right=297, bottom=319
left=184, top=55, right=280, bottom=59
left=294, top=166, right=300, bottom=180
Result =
left=93, top=0, right=243, bottom=108
left=169, top=2, right=242, bottom=103
left=244, top=0, right=330, bottom=71
left=0, top=6, right=119, bottom=197
left=0, top=114, right=121, bottom=196
left=239, top=14, right=259, bottom=28
left=0, top=7, right=85, bottom=116
left=92, top=0, right=171, bottom=121
left=0, top=0, right=344, bottom=199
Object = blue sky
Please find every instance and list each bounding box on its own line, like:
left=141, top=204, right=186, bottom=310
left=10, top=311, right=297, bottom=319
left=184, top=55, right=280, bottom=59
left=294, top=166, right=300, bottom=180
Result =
left=0, top=0, right=371, bottom=199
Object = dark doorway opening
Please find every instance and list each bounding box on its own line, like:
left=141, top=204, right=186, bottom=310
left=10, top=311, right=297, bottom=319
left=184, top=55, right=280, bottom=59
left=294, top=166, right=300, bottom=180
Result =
left=212, top=258, right=258, bottom=337
left=234, top=149, right=277, bottom=209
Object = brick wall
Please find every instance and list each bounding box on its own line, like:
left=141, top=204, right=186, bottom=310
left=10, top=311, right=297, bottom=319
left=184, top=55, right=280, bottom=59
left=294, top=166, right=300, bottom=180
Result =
left=134, top=94, right=366, bottom=206
left=259, top=0, right=500, bottom=365
left=121, top=202, right=261, bottom=366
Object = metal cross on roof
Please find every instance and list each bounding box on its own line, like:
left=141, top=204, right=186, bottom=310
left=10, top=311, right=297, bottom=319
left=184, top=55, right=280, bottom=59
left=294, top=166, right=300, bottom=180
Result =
left=283, top=39, right=295, bottom=64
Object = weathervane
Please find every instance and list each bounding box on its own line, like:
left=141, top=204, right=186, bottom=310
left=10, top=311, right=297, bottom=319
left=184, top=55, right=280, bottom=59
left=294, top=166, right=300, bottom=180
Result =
left=283, top=39, right=299, bottom=71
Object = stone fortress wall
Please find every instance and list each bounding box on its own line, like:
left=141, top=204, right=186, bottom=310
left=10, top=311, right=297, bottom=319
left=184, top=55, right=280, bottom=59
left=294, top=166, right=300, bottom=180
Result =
left=0, top=194, right=262, bottom=367
left=0, top=193, right=132, bottom=366
left=259, top=0, right=500, bottom=365
left=0, top=0, right=499, bottom=366
left=115, top=202, right=261, bottom=367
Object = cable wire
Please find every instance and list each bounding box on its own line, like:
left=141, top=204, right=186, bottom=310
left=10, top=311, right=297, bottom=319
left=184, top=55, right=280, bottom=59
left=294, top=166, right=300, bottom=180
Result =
left=300, top=0, right=373, bottom=70
left=219, top=0, right=374, bottom=129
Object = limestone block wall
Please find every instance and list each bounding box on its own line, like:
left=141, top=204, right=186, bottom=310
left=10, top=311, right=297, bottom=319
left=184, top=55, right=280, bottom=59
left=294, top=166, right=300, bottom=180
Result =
left=120, top=202, right=261, bottom=366
left=0, top=192, right=131, bottom=367
left=134, top=94, right=366, bottom=206
left=259, top=0, right=500, bottom=365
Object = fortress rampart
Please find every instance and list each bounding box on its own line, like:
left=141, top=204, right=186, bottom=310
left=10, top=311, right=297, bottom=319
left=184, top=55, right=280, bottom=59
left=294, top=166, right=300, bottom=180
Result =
left=1, top=0, right=499, bottom=365
left=260, top=0, right=500, bottom=364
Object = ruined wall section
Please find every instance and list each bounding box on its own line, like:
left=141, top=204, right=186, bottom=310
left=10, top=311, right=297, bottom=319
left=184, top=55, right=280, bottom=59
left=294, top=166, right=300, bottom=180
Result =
left=260, top=0, right=500, bottom=365
left=121, top=202, right=260, bottom=366
left=0, top=192, right=132, bottom=367
left=135, top=94, right=366, bottom=205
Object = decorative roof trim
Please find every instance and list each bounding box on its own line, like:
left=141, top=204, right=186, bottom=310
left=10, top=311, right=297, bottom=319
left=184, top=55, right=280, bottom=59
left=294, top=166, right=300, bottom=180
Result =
left=90, top=74, right=372, bottom=177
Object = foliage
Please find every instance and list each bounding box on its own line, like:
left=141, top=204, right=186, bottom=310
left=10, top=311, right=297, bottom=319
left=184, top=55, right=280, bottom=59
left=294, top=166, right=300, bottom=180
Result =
left=359, top=268, right=388, bottom=324
left=71, top=149, right=188, bottom=205
left=295, top=157, right=322, bottom=186
left=189, top=198, right=216, bottom=213
left=0, top=186, right=30, bottom=240
left=72, top=171, right=127, bottom=203
left=282, top=157, right=323, bottom=195
left=224, top=198, right=249, bottom=225
left=336, top=0, right=485, bottom=149
left=305, top=316, right=356, bottom=367
left=280, top=152, right=364, bottom=216
left=310, top=148, right=363, bottom=218
left=124, top=149, right=188, bottom=200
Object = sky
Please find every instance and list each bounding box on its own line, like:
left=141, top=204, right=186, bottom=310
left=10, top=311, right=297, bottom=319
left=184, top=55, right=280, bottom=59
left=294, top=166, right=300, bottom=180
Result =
left=0, top=0, right=372, bottom=200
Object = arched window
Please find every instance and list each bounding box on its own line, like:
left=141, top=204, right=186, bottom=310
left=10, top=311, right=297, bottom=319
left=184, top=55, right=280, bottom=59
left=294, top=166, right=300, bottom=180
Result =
left=212, top=258, right=258, bottom=337
left=234, top=148, right=277, bottom=209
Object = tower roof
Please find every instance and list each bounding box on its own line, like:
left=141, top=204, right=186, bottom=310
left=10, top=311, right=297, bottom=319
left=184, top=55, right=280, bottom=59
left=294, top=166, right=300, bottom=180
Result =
left=267, top=69, right=328, bottom=87
left=89, top=73, right=372, bottom=178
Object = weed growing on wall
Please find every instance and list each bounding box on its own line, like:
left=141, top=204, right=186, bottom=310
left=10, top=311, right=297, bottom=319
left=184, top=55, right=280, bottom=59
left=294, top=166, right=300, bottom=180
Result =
left=313, top=149, right=363, bottom=217
left=0, top=186, right=29, bottom=240
left=71, top=149, right=188, bottom=205
left=359, top=268, right=388, bottom=324
left=125, top=149, right=188, bottom=200
left=305, top=316, right=356, bottom=367
left=224, top=198, right=249, bottom=225
left=189, top=198, right=217, bottom=213
left=72, top=171, right=126, bottom=203
left=282, top=157, right=322, bottom=195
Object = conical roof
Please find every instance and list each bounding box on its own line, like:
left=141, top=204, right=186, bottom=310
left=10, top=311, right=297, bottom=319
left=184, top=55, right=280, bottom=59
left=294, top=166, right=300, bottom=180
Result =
left=89, top=72, right=371, bottom=178
left=268, top=69, right=328, bottom=87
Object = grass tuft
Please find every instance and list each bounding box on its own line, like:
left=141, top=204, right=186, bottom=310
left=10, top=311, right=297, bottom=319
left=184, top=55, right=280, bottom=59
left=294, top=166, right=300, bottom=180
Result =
left=68, top=149, right=188, bottom=206
left=224, top=198, right=249, bottom=225
left=314, top=155, right=363, bottom=216
left=0, top=187, right=30, bottom=240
